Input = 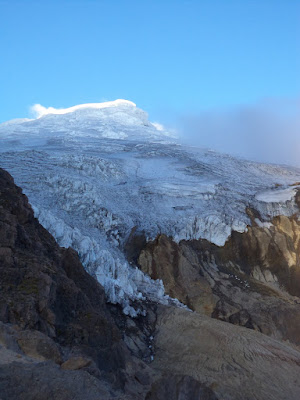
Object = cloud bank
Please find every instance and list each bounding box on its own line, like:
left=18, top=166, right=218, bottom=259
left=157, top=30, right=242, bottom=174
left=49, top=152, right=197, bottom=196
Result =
left=178, top=98, right=300, bottom=167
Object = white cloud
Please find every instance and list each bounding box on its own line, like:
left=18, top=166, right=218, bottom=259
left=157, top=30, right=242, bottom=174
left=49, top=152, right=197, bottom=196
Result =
left=30, top=104, right=54, bottom=118
left=30, top=99, right=136, bottom=119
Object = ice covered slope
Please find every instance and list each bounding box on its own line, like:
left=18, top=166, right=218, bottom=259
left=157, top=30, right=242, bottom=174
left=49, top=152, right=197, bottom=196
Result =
left=1, top=99, right=300, bottom=314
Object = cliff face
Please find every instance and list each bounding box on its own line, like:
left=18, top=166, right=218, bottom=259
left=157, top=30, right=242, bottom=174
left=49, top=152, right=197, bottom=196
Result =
left=0, top=168, right=150, bottom=399
left=137, top=208, right=300, bottom=347
left=0, top=167, right=123, bottom=363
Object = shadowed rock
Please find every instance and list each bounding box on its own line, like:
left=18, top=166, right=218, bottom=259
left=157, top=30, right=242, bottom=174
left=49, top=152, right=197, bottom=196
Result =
left=0, top=168, right=139, bottom=398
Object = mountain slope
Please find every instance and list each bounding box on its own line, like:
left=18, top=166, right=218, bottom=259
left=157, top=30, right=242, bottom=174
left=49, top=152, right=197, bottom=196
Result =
left=1, top=100, right=300, bottom=318
left=1, top=167, right=300, bottom=400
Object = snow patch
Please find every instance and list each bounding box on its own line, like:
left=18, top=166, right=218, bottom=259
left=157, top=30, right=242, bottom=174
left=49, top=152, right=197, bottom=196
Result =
left=254, top=218, right=273, bottom=229
left=255, top=187, right=296, bottom=203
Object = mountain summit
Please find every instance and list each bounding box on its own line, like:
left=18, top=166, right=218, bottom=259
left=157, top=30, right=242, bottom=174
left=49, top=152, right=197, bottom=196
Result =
left=0, top=99, right=172, bottom=142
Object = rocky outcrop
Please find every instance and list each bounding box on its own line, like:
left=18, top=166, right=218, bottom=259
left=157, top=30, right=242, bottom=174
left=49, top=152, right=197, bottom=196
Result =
left=136, top=209, right=300, bottom=347
left=0, top=322, right=125, bottom=400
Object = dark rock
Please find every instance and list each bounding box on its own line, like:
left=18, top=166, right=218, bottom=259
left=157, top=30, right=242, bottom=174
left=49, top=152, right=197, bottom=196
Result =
left=16, top=329, right=62, bottom=364
left=146, top=375, right=218, bottom=400
left=0, top=322, right=21, bottom=353
left=0, top=361, right=116, bottom=400
left=61, top=356, right=92, bottom=370
left=0, top=168, right=133, bottom=396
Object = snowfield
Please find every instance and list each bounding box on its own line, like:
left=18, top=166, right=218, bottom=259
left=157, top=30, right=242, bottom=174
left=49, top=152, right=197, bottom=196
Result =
left=1, top=99, right=300, bottom=314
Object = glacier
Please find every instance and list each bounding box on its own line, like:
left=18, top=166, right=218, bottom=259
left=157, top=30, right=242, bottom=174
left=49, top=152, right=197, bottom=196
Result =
left=1, top=99, right=300, bottom=314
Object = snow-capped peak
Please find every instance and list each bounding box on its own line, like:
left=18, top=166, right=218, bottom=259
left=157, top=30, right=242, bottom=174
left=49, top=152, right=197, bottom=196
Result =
left=1, top=101, right=300, bottom=316
left=31, top=99, right=136, bottom=118
left=0, top=99, right=174, bottom=142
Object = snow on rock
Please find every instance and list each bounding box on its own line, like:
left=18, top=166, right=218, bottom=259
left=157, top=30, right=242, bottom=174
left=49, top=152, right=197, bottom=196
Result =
left=1, top=99, right=300, bottom=311
left=255, top=187, right=297, bottom=203
left=253, top=187, right=298, bottom=220
left=254, top=218, right=273, bottom=229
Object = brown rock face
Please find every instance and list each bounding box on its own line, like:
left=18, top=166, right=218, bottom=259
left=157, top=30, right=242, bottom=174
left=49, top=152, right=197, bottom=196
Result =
left=151, top=305, right=300, bottom=400
left=136, top=213, right=300, bottom=347
left=0, top=168, right=134, bottom=396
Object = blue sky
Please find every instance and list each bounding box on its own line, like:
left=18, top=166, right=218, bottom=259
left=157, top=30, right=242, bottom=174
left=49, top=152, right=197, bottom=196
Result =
left=0, top=0, right=299, bottom=125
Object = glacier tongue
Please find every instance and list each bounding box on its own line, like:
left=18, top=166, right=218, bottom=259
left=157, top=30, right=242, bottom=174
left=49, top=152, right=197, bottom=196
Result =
left=1, top=100, right=300, bottom=314
left=32, top=206, right=168, bottom=317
